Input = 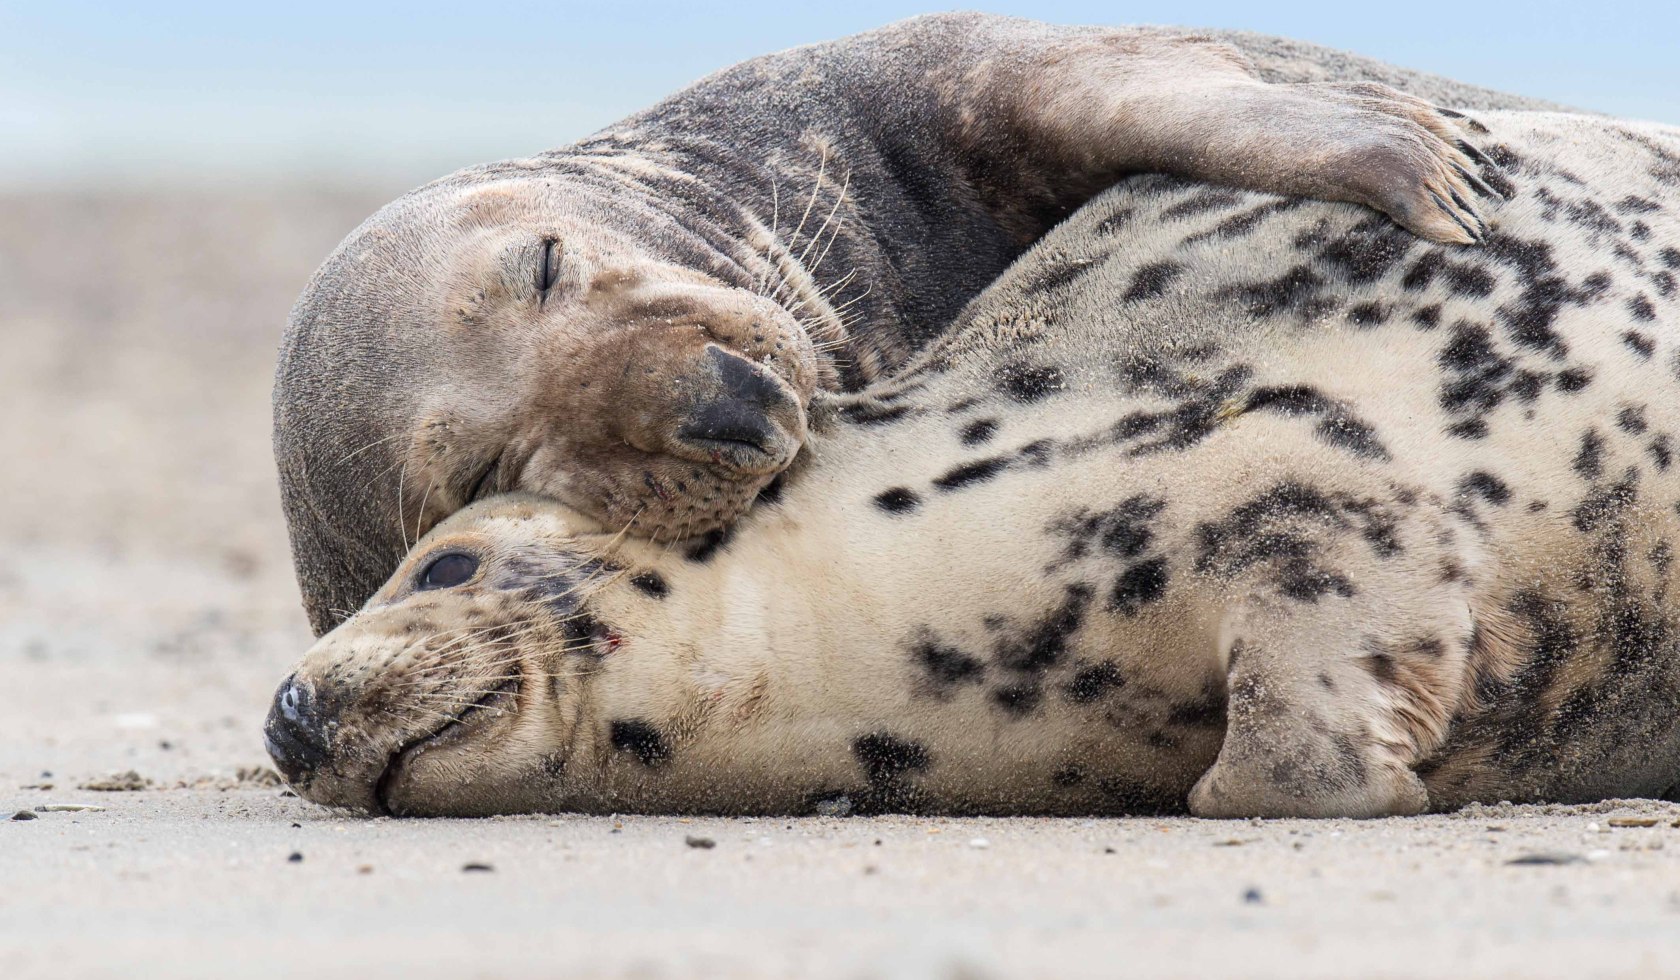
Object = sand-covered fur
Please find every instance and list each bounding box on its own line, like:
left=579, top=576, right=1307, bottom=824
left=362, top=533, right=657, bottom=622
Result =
left=269, top=110, right=1680, bottom=818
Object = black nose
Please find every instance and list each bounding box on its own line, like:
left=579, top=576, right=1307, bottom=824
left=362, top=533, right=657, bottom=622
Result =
left=264, top=674, right=332, bottom=785
left=676, top=347, right=800, bottom=465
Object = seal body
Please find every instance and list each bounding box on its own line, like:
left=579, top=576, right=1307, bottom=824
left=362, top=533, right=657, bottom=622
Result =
left=275, top=14, right=1513, bottom=636
left=268, top=110, right=1680, bottom=818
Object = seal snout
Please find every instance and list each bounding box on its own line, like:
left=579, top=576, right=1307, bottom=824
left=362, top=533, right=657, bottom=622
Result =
left=263, top=674, right=333, bottom=786
left=674, top=346, right=805, bottom=474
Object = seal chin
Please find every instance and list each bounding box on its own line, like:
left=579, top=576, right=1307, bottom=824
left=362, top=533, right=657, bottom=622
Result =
left=373, top=677, right=522, bottom=817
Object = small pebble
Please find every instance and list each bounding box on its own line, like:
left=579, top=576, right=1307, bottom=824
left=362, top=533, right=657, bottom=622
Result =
left=812, top=795, right=853, bottom=818
left=462, top=862, right=494, bottom=872
left=1243, top=887, right=1264, bottom=905
left=11, top=810, right=37, bottom=821
left=36, top=804, right=106, bottom=813
left=1608, top=818, right=1659, bottom=828
left=357, top=865, right=374, bottom=875
left=969, top=838, right=990, bottom=849
left=1103, top=846, right=1116, bottom=854
left=287, top=852, right=304, bottom=863
left=685, top=835, right=716, bottom=849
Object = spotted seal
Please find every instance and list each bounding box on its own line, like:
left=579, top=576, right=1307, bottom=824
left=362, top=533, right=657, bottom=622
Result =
left=268, top=110, right=1680, bottom=818
left=275, top=13, right=1521, bottom=636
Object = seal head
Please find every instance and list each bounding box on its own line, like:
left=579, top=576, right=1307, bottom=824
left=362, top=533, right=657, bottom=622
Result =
left=277, top=174, right=818, bottom=633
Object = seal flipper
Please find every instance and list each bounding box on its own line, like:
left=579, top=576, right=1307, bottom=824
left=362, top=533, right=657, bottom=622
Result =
left=1186, top=501, right=1476, bottom=819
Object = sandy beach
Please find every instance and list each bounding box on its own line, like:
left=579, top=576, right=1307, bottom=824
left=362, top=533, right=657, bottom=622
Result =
left=4, top=189, right=1680, bottom=979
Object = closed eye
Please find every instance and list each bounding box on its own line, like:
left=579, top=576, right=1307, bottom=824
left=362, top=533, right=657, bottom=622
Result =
left=466, top=452, right=501, bottom=503
left=536, top=237, right=560, bottom=298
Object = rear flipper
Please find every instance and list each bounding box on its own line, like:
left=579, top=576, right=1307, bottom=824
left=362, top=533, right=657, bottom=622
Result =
left=1188, top=495, right=1476, bottom=818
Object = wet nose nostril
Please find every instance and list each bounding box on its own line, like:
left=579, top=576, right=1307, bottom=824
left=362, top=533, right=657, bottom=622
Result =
left=706, top=346, right=790, bottom=409
left=672, top=346, right=803, bottom=471
left=264, top=674, right=332, bottom=785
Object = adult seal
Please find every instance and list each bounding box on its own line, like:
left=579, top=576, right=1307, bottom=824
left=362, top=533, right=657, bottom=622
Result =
left=276, top=13, right=1534, bottom=635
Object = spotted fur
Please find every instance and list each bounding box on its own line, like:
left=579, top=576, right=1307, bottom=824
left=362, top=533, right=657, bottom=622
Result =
left=271, top=111, right=1680, bottom=818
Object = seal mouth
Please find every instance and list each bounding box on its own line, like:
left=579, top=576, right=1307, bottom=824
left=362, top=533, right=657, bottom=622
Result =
left=373, top=676, right=521, bottom=816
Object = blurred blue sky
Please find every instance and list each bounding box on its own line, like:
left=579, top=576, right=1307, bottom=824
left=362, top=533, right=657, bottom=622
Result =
left=3, top=1, right=1676, bottom=189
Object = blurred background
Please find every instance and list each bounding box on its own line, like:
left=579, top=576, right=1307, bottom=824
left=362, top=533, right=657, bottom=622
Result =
left=0, top=0, right=1676, bottom=784
left=5, top=0, right=1679, bottom=190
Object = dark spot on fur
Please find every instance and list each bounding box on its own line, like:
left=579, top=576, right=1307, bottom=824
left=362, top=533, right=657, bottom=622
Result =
left=993, top=584, right=1092, bottom=676
left=1161, top=187, right=1244, bottom=219
left=1618, top=406, right=1649, bottom=434
left=1363, top=652, right=1398, bottom=685
left=1121, top=261, right=1184, bottom=302
left=1650, top=541, right=1674, bottom=575
left=1574, top=468, right=1640, bottom=532
left=960, top=418, right=998, bottom=446
left=1110, top=557, right=1170, bottom=616
left=1047, top=496, right=1164, bottom=568
left=1017, top=439, right=1055, bottom=467
left=1458, top=471, right=1512, bottom=506
left=1026, top=258, right=1100, bottom=296
left=629, top=572, right=668, bottom=599
left=1629, top=295, right=1658, bottom=322
left=1247, top=385, right=1330, bottom=416
left=1221, top=264, right=1333, bottom=318
left=998, top=363, right=1065, bottom=403
left=1194, top=482, right=1362, bottom=603
left=1347, top=302, right=1388, bottom=327
left=1556, top=367, right=1593, bottom=392
left=1064, top=661, right=1127, bottom=703
left=912, top=638, right=985, bottom=691
left=1401, top=252, right=1496, bottom=297
left=1411, top=304, right=1443, bottom=329
left=839, top=402, right=913, bottom=426
left=1051, top=765, right=1086, bottom=787
left=991, top=683, right=1042, bottom=716
left=851, top=733, right=930, bottom=812
left=1574, top=430, right=1604, bottom=480
left=933, top=457, right=1008, bottom=491
left=1650, top=435, right=1673, bottom=471
left=1623, top=330, right=1656, bottom=358
left=609, top=720, right=670, bottom=767
left=1315, top=409, right=1390, bottom=461
left=874, top=487, right=920, bottom=513
left=684, top=527, right=734, bottom=563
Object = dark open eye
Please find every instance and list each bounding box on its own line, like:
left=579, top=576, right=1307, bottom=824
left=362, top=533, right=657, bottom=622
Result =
left=418, top=552, right=480, bottom=591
